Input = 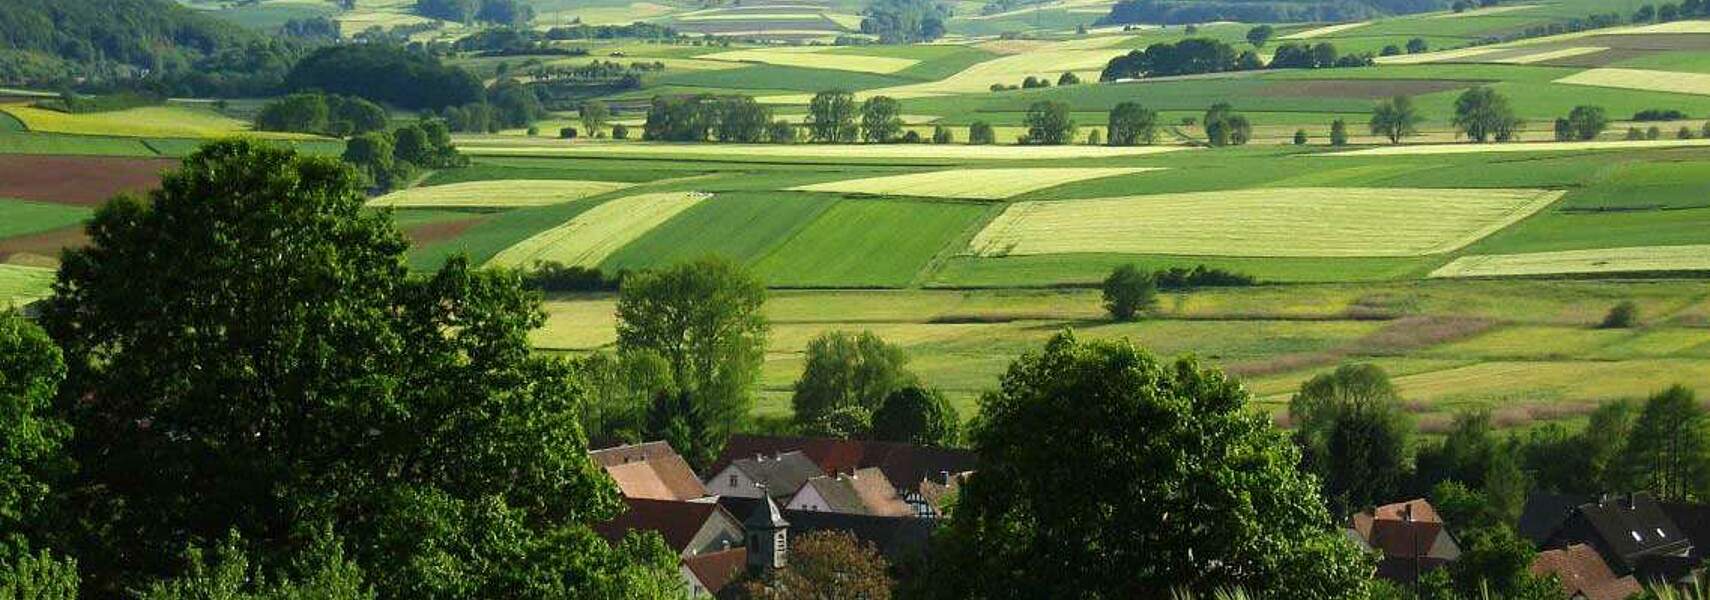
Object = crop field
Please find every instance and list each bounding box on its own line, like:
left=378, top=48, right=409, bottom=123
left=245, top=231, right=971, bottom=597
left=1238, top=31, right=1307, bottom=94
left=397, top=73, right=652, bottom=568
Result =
left=1555, top=67, right=1710, bottom=96
left=700, top=47, right=921, bottom=74
left=752, top=199, right=990, bottom=287
left=969, top=188, right=1563, bottom=258
left=1281, top=22, right=1371, bottom=40
left=0, top=156, right=174, bottom=205
left=461, top=141, right=1192, bottom=160
left=0, top=105, right=307, bottom=139
left=487, top=192, right=708, bottom=268
left=1492, top=46, right=1611, bottom=64
left=788, top=167, right=1156, bottom=199
left=1431, top=245, right=1710, bottom=278
left=0, top=199, right=89, bottom=240
left=0, top=264, right=54, bottom=306
left=368, top=180, right=634, bottom=208
left=1328, top=138, right=1710, bottom=155
left=601, top=192, right=839, bottom=271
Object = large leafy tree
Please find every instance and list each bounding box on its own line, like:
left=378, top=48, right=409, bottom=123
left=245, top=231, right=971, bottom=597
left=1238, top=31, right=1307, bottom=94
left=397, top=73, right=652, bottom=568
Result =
left=1620, top=385, right=1710, bottom=501
left=1368, top=95, right=1423, bottom=144
left=1106, top=101, right=1159, bottom=146
left=1022, top=101, right=1076, bottom=145
left=736, top=530, right=893, bottom=600
left=616, top=257, right=768, bottom=463
left=0, top=311, right=77, bottom=599
left=860, top=96, right=904, bottom=143
left=791, top=331, right=916, bottom=434
left=1452, top=86, right=1523, bottom=142
left=1288, top=364, right=1412, bottom=517
left=1101, top=264, right=1157, bottom=321
left=41, top=140, right=677, bottom=597
left=870, top=386, right=960, bottom=447
left=807, top=90, right=859, bottom=143
left=915, top=332, right=1373, bottom=598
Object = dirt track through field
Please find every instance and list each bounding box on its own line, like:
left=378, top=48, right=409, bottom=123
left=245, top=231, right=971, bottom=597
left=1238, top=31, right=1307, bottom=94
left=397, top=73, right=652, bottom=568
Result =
left=0, top=155, right=174, bottom=205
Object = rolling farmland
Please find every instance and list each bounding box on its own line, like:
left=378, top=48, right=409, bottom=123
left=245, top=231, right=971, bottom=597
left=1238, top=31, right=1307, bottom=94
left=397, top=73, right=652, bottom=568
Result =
left=1432, top=245, right=1710, bottom=278
left=487, top=191, right=709, bottom=268
left=369, top=180, right=634, bottom=208
left=789, top=167, right=1156, bottom=199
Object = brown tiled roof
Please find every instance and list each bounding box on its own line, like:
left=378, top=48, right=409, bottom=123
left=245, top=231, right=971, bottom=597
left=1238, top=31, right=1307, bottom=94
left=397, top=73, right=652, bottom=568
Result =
left=591, top=441, right=710, bottom=501
left=1532, top=544, right=1644, bottom=600
left=713, top=434, right=976, bottom=493
left=1351, top=499, right=1453, bottom=560
left=683, top=548, right=747, bottom=596
left=594, top=497, right=733, bottom=554
left=798, top=468, right=914, bottom=517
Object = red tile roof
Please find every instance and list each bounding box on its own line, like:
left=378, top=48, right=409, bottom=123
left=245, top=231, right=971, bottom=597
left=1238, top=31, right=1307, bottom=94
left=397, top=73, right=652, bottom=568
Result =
left=590, top=441, right=710, bottom=501
left=1531, top=544, right=1643, bottom=600
left=1351, top=499, right=1452, bottom=560
left=683, top=547, right=747, bottom=596
left=594, top=497, right=733, bottom=555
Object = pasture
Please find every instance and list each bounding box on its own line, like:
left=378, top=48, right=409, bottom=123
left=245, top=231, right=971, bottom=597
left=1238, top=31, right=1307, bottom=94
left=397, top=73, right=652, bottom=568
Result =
left=487, top=191, right=708, bottom=268
left=368, top=180, right=634, bottom=208
left=0, top=104, right=306, bottom=139
left=968, top=188, right=1564, bottom=258
left=788, top=167, right=1156, bottom=199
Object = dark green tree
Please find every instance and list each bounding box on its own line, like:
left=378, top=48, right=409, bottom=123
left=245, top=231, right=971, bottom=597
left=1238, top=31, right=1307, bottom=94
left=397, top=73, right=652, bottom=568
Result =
left=913, top=332, right=1374, bottom=598
left=861, top=96, right=904, bottom=143
left=968, top=121, right=995, bottom=145
left=1406, top=37, right=1429, bottom=53
left=647, top=390, right=723, bottom=471
left=392, top=123, right=433, bottom=167
left=0, top=311, right=70, bottom=538
left=715, top=96, right=771, bottom=143
left=791, top=331, right=916, bottom=433
left=1205, top=103, right=1251, bottom=146
left=1101, top=264, right=1157, bottom=321
left=140, top=528, right=371, bottom=600
left=1445, top=526, right=1559, bottom=599
left=1247, top=24, right=1274, bottom=48
left=808, top=90, right=858, bottom=143
left=1369, top=95, right=1423, bottom=144
left=1288, top=364, right=1411, bottom=516
left=341, top=130, right=399, bottom=190
left=1453, top=87, right=1523, bottom=142
left=1621, top=385, right=1710, bottom=501
left=870, top=386, right=960, bottom=447
left=41, top=140, right=677, bottom=596
left=254, top=93, right=330, bottom=134
left=1106, top=101, right=1159, bottom=146
left=1294, top=129, right=1309, bottom=145
left=1565, top=105, right=1608, bottom=141
left=1330, top=118, right=1349, bottom=146
left=616, top=258, right=768, bottom=456
left=1022, top=101, right=1075, bottom=145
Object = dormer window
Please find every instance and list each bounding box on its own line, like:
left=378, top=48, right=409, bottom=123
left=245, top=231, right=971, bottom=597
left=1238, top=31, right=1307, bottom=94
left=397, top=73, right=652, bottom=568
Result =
left=1631, top=531, right=1643, bottom=542
left=1658, top=528, right=1667, bottom=538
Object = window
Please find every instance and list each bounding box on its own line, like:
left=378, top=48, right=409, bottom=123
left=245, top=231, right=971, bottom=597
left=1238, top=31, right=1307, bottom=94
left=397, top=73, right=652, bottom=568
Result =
left=729, top=474, right=738, bottom=488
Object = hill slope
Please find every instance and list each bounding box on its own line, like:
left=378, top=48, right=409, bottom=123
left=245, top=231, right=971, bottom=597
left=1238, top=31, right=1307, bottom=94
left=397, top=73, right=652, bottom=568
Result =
left=1101, top=0, right=1448, bottom=24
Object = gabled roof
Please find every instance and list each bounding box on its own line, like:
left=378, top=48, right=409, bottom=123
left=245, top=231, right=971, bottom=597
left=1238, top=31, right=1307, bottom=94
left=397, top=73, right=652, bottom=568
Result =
left=682, top=547, right=747, bottom=597
left=746, top=494, right=789, bottom=530
left=797, top=468, right=914, bottom=517
left=727, top=450, right=822, bottom=498
left=1519, top=493, right=1593, bottom=546
left=590, top=441, right=710, bottom=501
left=1571, top=493, right=1690, bottom=566
left=781, top=509, right=937, bottom=562
left=594, top=497, right=735, bottom=554
left=1661, top=501, right=1710, bottom=562
left=1531, top=544, right=1643, bottom=600
left=1350, top=499, right=1456, bottom=561
left=713, top=434, right=977, bottom=493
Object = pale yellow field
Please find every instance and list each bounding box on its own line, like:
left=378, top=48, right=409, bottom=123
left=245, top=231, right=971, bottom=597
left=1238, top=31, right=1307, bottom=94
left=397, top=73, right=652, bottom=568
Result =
left=547, top=56, right=744, bottom=72
left=537, top=2, right=678, bottom=25
left=487, top=191, right=708, bottom=268
left=1326, top=138, right=1710, bottom=156
left=842, top=43, right=1133, bottom=95
left=1556, top=67, right=1710, bottom=96
left=968, top=187, right=1564, bottom=258
left=1280, top=21, right=1369, bottom=39
left=1375, top=46, right=1505, bottom=65
left=369, top=180, right=633, bottom=209
left=0, top=264, right=54, bottom=307
left=1607, top=20, right=1710, bottom=34
left=1491, top=46, right=1607, bottom=64
left=677, top=12, right=827, bottom=21
left=789, top=167, right=1156, bottom=199
left=700, top=47, right=920, bottom=74
left=1, top=104, right=309, bottom=139
left=1256, top=359, right=1710, bottom=406
left=460, top=141, right=1193, bottom=160
left=335, top=10, right=434, bottom=35
left=1429, top=245, right=1710, bottom=278
left=1429, top=4, right=1537, bottom=18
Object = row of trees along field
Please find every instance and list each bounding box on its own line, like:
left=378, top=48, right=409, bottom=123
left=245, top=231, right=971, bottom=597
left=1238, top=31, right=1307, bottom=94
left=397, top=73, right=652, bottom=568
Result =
left=1099, top=37, right=1377, bottom=81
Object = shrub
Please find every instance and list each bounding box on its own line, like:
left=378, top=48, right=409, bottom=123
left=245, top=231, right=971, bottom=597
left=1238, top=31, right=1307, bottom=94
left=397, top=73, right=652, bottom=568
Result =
left=1680, top=126, right=1695, bottom=139
left=1406, top=38, right=1428, bottom=53
left=611, top=124, right=629, bottom=139
left=1057, top=72, right=1081, bottom=86
left=1634, top=109, right=1688, bottom=121
left=902, top=130, right=923, bottom=143
left=931, top=125, right=952, bottom=144
left=1101, top=264, right=1157, bottom=321
left=527, top=126, right=540, bottom=136
left=1154, top=265, right=1256, bottom=289
left=1293, top=129, right=1308, bottom=145
left=968, top=121, right=996, bottom=145
left=559, top=127, right=578, bottom=139
left=1627, top=127, right=1645, bottom=140
left=522, top=261, right=620, bottom=292
left=1329, top=119, right=1349, bottom=146
left=1086, top=129, right=1102, bottom=145
left=1381, top=45, right=1401, bottom=56
left=1601, top=301, right=1638, bottom=328
left=1648, top=126, right=1663, bottom=140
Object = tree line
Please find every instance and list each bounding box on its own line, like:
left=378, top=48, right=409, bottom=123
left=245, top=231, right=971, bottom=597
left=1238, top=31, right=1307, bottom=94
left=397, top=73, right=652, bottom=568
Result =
left=1099, top=37, right=1374, bottom=81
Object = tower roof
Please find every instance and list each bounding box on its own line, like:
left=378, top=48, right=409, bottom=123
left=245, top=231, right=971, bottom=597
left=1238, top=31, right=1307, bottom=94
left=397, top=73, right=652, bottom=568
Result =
left=747, top=493, right=790, bottom=529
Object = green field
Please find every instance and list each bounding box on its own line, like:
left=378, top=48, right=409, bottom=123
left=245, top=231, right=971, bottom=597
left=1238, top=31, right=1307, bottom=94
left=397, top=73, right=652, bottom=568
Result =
left=752, top=199, right=992, bottom=287
left=0, top=265, right=54, bottom=306
left=0, top=199, right=90, bottom=239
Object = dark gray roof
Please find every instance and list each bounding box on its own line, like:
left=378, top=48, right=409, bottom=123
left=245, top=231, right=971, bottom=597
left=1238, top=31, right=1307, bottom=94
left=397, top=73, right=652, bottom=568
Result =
left=1573, top=493, right=1692, bottom=567
left=731, top=450, right=821, bottom=497
left=1519, top=493, right=1592, bottom=545
left=746, top=494, right=789, bottom=530
left=780, top=510, right=937, bottom=562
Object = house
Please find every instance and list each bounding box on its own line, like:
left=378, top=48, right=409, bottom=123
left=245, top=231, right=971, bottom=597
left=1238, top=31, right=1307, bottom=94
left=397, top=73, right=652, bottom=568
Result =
left=1661, top=501, right=1710, bottom=564
left=593, top=497, right=744, bottom=558
left=703, top=450, right=822, bottom=500
left=589, top=441, right=712, bottom=501
left=681, top=547, right=746, bottom=598
left=719, top=495, right=936, bottom=563
left=786, top=467, right=915, bottom=517
left=713, top=434, right=977, bottom=494
left=1347, top=499, right=1461, bottom=583
left=1530, top=544, right=1643, bottom=600
left=1544, top=493, right=1692, bottom=580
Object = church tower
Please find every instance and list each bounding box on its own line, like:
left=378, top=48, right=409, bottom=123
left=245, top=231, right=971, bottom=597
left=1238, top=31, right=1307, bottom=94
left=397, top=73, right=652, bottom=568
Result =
left=745, top=492, right=790, bottom=572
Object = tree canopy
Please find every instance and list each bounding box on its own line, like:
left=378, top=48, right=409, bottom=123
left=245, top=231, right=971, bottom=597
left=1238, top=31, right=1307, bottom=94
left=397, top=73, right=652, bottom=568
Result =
left=1368, top=95, right=1423, bottom=144
left=285, top=45, right=484, bottom=111
left=914, top=332, right=1373, bottom=598
left=1452, top=87, right=1523, bottom=142
left=792, top=331, right=917, bottom=436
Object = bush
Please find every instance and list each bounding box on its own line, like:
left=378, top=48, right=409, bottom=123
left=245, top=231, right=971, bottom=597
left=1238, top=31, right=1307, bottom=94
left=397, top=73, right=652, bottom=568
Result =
left=1154, top=265, right=1256, bottom=289
left=527, top=126, right=540, bottom=136
left=522, top=261, right=620, bottom=292
left=1380, top=45, right=1401, bottom=56
left=611, top=124, right=629, bottom=139
left=1634, top=109, right=1688, bottom=121
left=1057, top=72, right=1080, bottom=86
left=1086, top=129, right=1102, bottom=145
left=1101, top=264, right=1157, bottom=321
left=902, top=130, right=923, bottom=143
left=1406, top=38, right=1429, bottom=54
left=932, top=125, right=952, bottom=144
left=1293, top=129, right=1308, bottom=145
left=1329, top=119, right=1348, bottom=146
left=559, top=127, right=578, bottom=139
left=1627, top=127, right=1645, bottom=140
left=1680, top=126, right=1695, bottom=139
left=968, top=121, right=996, bottom=145
left=1601, top=301, right=1638, bottom=328
left=1648, top=126, right=1663, bottom=140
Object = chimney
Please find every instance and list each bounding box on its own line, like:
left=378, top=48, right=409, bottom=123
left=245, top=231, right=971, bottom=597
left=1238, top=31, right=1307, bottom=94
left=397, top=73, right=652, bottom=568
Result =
left=1402, top=502, right=1413, bottom=523
left=1626, top=494, right=1637, bottom=510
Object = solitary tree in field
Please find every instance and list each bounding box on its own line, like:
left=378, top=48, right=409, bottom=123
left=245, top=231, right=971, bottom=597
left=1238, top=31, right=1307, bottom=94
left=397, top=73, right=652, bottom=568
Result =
left=1369, top=95, right=1423, bottom=144
left=580, top=99, right=610, bottom=137
left=968, top=121, right=996, bottom=145
left=911, top=333, right=1375, bottom=598
left=1106, top=101, right=1159, bottom=146
left=1101, top=264, right=1157, bottom=321
left=1453, top=87, right=1523, bottom=142
left=808, top=89, right=859, bottom=142
left=1246, top=24, right=1274, bottom=48
left=861, top=95, right=905, bottom=143
left=1329, top=118, right=1349, bottom=146
left=1204, top=103, right=1252, bottom=146
left=1406, top=37, right=1429, bottom=54
left=1022, top=101, right=1076, bottom=145
left=1561, top=105, right=1608, bottom=141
